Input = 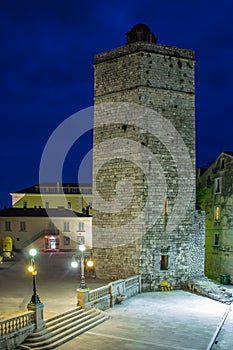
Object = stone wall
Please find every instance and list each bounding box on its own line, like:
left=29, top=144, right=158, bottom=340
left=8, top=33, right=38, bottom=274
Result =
left=92, top=28, right=205, bottom=287
left=197, top=152, right=233, bottom=282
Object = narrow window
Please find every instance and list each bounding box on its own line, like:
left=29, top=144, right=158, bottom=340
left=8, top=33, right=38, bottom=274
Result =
left=63, top=222, right=70, bottom=232
left=215, top=207, right=220, bottom=221
left=164, top=197, right=168, bottom=215
left=45, top=202, right=49, bottom=208
left=23, top=201, right=27, bottom=208
left=214, top=234, right=219, bottom=246
left=5, top=221, right=11, bottom=231
left=20, top=221, right=26, bottom=231
left=148, top=160, right=151, bottom=172
left=221, top=159, right=225, bottom=169
left=215, top=178, right=221, bottom=193
left=67, top=202, right=71, bottom=209
left=160, top=255, right=169, bottom=270
left=78, top=222, right=85, bottom=231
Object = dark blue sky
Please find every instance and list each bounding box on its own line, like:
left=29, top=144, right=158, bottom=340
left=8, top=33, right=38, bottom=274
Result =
left=0, top=0, right=233, bottom=208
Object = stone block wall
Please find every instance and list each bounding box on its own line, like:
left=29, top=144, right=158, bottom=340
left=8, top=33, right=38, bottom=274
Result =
left=92, top=29, right=205, bottom=287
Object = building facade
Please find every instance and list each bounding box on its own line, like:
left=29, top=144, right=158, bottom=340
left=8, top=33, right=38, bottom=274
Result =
left=11, top=182, right=92, bottom=214
left=92, top=24, right=205, bottom=289
left=197, top=151, right=233, bottom=282
left=0, top=208, right=92, bottom=252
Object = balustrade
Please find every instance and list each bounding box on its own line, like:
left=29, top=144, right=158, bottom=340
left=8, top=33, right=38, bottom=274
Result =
left=0, top=312, right=35, bottom=336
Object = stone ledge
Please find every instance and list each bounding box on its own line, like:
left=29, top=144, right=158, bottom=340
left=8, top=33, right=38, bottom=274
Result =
left=183, top=276, right=233, bottom=304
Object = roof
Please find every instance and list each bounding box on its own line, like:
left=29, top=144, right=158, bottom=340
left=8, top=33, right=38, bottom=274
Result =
left=11, top=182, right=92, bottom=194
left=0, top=208, right=91, bottom=218
left=222, top=151, right=233, bottom=157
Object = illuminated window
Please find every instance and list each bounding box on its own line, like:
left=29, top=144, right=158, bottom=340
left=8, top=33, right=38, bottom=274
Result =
left=5, top=221, right=11, bottom=231
left=215, top=207, right=220, bottom=221
left=63, top=222, right=70, bottom=232
left=215, top=178, right=221, bottom=193
left=160, top=255, right=169, bottom=270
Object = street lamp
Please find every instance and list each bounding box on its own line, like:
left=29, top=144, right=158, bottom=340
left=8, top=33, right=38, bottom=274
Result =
left=79, top=244, right=87, bottom=289
left=71, top=244, right=89, bottom=289
left=28, top=248, right=42, bottom=304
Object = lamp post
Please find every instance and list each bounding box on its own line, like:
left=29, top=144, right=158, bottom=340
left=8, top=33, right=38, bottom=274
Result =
left=27, top=248, right=45, bottom=330
left=71, top=244, right=95, bottom=289
left=79, top=244, right=87, bottom=289
left=28, top=248, right=42, bottom=304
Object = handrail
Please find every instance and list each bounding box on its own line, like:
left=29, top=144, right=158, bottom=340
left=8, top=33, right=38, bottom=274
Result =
left=21, top=229, right=60, bottom=249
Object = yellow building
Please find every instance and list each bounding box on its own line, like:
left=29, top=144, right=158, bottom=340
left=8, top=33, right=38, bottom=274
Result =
left=10, top=182, right=92, bottom=214
left=0, top=207, right=92, bottom=252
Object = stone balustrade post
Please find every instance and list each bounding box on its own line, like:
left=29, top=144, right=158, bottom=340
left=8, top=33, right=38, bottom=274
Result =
left=77, top=288, right=89, bottom=309
left=27, top=302, right=45, bottom=331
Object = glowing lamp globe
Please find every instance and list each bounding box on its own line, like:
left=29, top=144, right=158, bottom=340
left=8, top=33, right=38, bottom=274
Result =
left=79, top=245, right=86, bottom=252
left=87, top=260, right=94, bottom=268
left=71, top=261, right=78, bottom=268
left=29, top=248, right=37, bottom=257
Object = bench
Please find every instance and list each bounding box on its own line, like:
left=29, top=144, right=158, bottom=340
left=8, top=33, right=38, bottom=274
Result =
left=159, top=280, right=173, bottom=291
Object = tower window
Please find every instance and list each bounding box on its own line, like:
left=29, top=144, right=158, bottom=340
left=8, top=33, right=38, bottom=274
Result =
left=215, top=207, right=220, bottom=221
left=215, top=178, right=221, bottom=193
left=164, top=197, right=168, bottom=215
left=160, top=255, right=169, bottom=270
left=214, top=234, right=219, bottom=246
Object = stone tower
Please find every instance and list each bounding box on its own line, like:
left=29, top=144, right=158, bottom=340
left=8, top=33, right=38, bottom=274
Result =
left=92, top=24, right=205, bottom=289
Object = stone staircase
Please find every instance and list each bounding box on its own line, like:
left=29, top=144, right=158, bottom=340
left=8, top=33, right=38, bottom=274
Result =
left=19, top=307, right=109, bottom=349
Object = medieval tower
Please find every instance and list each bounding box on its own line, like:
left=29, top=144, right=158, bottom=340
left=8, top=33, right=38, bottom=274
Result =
left=92, top=24, right=205, bottom=289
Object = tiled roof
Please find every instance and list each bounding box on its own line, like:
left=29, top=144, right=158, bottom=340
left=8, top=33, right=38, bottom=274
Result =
left=0, top=208, right=91, bottom=218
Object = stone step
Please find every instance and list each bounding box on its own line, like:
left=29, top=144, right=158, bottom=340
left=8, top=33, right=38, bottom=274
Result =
left=28, top=308, right=95, bottom=342
left=24, top=309, right=98, bottom=343
left=46, top=306, right=83, bottom=324
left=20, top=308, right=109, bottom=349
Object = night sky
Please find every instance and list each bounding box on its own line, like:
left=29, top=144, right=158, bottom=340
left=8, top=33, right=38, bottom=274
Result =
left=1, top=0, right=233, bottom=208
